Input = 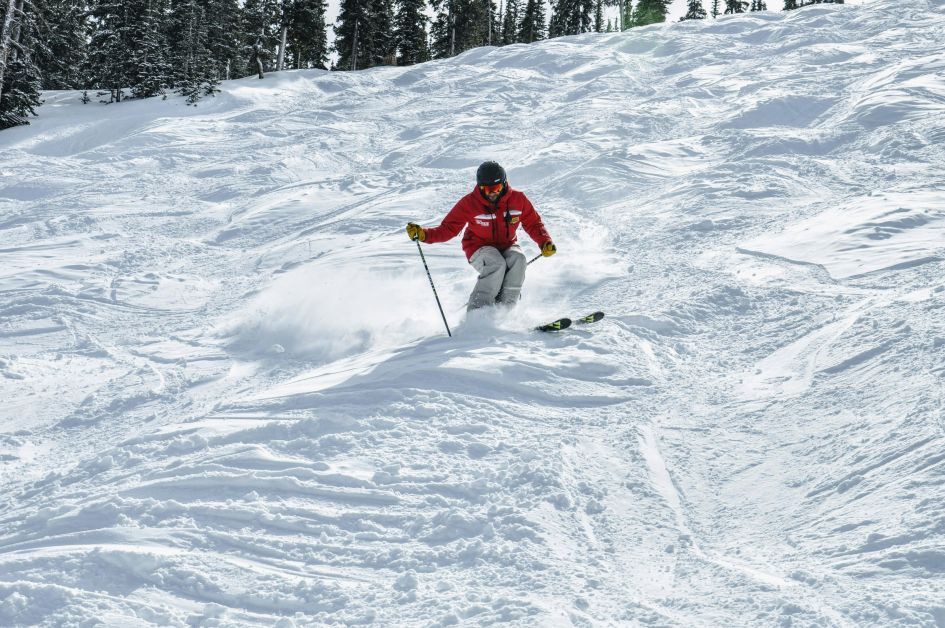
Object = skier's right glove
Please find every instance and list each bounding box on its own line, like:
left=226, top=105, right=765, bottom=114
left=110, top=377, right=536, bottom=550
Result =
left=541, top=241, right=557, bottom=257
left=406, top=222, right=426, bottom=242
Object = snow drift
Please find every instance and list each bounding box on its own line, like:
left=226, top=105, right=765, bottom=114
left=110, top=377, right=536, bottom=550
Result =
left=2, top=0, right=944, bottom=625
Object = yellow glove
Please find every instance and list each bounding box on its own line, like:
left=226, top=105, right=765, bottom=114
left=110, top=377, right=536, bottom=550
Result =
left=541, top=241, right=557, bottom=257
left=406, top=222, right=426, bottom=242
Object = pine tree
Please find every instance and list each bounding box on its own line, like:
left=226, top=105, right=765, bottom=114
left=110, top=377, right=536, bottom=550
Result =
left=367, top=0, right=395, bottom=65
left=334, top=0, right=368, bottom=68
left=579, top=0, right=592, bottom=32
left=1, top=48, right=42, bottom=128
left=518, top=0, right=545, bottom=42
left=620, top=0, right=632, bottom=30
left=395, top=0, right=427, bottom=64
left=0, top=0, right=42, bottom=129
left=630, top=0, right=669, bottom=27
left=749, top=0, right=765, bottom=9
left=169, top=0, right=214, bottom=103
left=430, top=0, right=491, bottom=59
left=593, top=0, right=603, bottom=32
left=0, top=0, right=19, bottom=93
left=428, top=0, right=450, bottom=57
left=130, top=0, right=170, bottom=98
left=782, top=0, right=798, bottom=8
left=85, top=0, right=135, bottom=101
left=711, top=0, right=720, bottom=17
left=35, top=0, right=88, bottom=89
left=500, top=0, right=517, bottom=43
left=724, top=0, right=747, bottom=13
left=680, top=0, right=707, bottom=19
left=287, top=0, right=328, bottom=69
left=549, top=0, right=592, bottom=36
left=242, top=0, right=279, bottom=74
left=85, top=0, right=173, bottom=100
left=205, top=0, right=243, bottom=79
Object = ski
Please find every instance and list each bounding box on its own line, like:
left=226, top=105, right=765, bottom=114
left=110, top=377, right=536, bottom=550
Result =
left=575, top=311, right=605, bottom=325
left=536, top=311, right=604, bottom=332
left=536, top=318, right=572, bottom=332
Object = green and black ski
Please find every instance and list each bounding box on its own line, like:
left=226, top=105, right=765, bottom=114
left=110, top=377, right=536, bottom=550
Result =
left=536, top=311, right=604, bottom=332
left=536, top=318, right=572, bottom=332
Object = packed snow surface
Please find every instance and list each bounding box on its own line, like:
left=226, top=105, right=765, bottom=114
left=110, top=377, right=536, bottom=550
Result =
left=2, top=0, right=945, bottom=625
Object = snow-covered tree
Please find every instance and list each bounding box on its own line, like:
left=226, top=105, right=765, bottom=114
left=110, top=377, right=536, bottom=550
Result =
left=130, top=0, right=170, bottom=99
left=168, top=0, right=216, bottom=103
left=0, top=0, right=42, bottom=128
left=241, top=0, right=279, bottom=73
left=36, top=0, right=88, bottom=89
left=205, top=0, right=244, bottom=79
left=85, top=0, right=136, bottom=101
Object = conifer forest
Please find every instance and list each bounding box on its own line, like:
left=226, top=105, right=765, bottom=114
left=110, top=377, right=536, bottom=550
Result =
left=1, top=0, right=843, bottom=129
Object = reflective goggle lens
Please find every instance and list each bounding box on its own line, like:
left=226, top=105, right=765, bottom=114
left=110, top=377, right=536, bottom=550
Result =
left=480, top=183, right=504, bottom=195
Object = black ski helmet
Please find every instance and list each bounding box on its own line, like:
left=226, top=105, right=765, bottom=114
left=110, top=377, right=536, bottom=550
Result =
left=476, top=161, right=507, bottom=187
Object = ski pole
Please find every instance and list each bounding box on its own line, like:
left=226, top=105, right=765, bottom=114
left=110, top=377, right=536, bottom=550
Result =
left=526, top=253, right=542, bottom=266
left=414, top=237, right=452, bottom=337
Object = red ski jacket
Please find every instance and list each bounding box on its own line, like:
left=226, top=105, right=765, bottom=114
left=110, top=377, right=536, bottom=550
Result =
left=423, top=186, right=552, bottom=260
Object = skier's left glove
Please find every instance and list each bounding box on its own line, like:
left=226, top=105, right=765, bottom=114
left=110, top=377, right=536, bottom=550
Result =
left=406, top=222, right=426, bottom=242
left=541, top=241, right=557, bottom=257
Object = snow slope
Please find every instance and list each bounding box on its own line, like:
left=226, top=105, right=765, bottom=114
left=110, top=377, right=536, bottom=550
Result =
left=2, top=0, right=945, bottom=625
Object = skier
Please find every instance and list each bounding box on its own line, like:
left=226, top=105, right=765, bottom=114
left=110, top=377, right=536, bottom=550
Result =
left=406, top=161, right=557, bottom=311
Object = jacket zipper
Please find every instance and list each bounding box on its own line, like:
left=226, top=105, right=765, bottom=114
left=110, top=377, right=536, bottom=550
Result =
left=484, top=197, right=512, bottom=242
left=490, top=200, right=498, bottom=241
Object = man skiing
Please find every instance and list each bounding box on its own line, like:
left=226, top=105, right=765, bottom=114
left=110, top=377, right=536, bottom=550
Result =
left=406, top=161, right=557, bottom=311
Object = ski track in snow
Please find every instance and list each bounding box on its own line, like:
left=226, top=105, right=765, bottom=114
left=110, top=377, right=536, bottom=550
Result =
left=2, top=0, right=945, bottom=625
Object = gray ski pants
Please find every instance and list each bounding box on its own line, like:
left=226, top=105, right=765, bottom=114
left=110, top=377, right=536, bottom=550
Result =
left=467, top=245, right=527, bottom=311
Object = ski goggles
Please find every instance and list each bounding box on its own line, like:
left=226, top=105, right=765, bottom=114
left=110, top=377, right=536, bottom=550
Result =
left=480, top=182, right=504, bottom=195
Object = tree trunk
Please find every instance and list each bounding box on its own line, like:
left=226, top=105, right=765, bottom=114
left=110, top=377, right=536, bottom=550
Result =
left=0, top=0, right=19, bottom=104
left=449, top=11, right=455, bottom=57
left=277, top=25, right=287, bottom=70
left=0, top=0, right=26, bottom=111
left=351, top=20, right=358, bottom=70
left=252, top=41, right=264, bottom=78
left=488, top=0, right=492, bottom=45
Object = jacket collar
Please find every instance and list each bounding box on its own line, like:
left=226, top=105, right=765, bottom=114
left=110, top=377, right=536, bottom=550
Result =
left=472, top=185, right=510, bottom=209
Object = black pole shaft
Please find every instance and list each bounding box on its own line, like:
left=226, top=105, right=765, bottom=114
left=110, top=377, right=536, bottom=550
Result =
left=526, top=253, right=542, bottom=266
left=415, top=237, right=452, bottom=337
